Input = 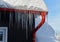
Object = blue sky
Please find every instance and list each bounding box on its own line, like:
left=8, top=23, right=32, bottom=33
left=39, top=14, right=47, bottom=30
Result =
left=44, top=0, right=60, bottom=34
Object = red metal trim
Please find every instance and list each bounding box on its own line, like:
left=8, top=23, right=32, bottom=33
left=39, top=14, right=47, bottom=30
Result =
left=32, top=12, right=47, bottom=42
left=0, top=8, right=48, bottom=14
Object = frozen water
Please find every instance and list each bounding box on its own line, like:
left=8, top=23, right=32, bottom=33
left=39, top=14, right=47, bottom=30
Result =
left=0, top=0, right=48, bottom=11
left=0, top=0, right=12, bottom=8
left=35, top=17, right=58, bottom=42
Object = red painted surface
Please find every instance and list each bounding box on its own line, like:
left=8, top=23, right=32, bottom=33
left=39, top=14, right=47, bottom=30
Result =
left=32, top=12, right=47, bottom=42
left=0, top=8, right=48, bottom=14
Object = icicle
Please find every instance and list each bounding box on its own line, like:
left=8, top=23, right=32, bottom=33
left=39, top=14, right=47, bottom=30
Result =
left=9, top=12, right=14, bottom=29
left=29, top=12, right=33, bottom=31
left=17, top=12, right=20, bottom=29
left=9, top=12, right=12, bottom=29
left=22, top=13, right=23, bottom=30
left=26, top=13, right=28, bottom=40
left=0, top=11, right=1, bottom=23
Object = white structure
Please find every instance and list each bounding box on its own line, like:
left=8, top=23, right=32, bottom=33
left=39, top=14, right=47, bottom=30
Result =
left=0, top=27, right=8, bottom=42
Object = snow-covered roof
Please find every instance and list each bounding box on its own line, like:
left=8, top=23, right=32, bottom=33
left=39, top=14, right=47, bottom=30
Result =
left=0, top=0, right=48, bottom=12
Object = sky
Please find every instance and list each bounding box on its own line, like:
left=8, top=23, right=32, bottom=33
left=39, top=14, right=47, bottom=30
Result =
left=44, top=0, right=60, bottom=34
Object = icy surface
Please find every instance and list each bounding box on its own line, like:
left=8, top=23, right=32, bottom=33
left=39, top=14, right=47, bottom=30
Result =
left=0, top=0, right=48, bottom=11
left=35, top=17, right=58, bottom=42
left=0, top=0, right=12, bottom=8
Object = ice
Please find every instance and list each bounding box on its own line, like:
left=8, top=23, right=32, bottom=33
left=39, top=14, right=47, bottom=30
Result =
left=35, top=17, right=58, bottom=42
left=0, top=0, right=48, bottom=11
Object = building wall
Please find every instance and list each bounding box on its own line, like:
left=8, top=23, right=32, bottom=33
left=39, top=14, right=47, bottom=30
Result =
left=0, top=11, right=35, bottom=42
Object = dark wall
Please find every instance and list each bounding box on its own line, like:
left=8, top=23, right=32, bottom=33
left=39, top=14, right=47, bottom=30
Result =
left=0, top=11, right=35, bottom=42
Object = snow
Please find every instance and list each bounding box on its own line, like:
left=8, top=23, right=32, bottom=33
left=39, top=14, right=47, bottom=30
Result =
left=0, top=0, right=48, bottom=11
left=0, top=0, right=8, bottom=8
left=0, top=0, right=12, bottom=8
left=35, top=16, right=58, bottom=42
